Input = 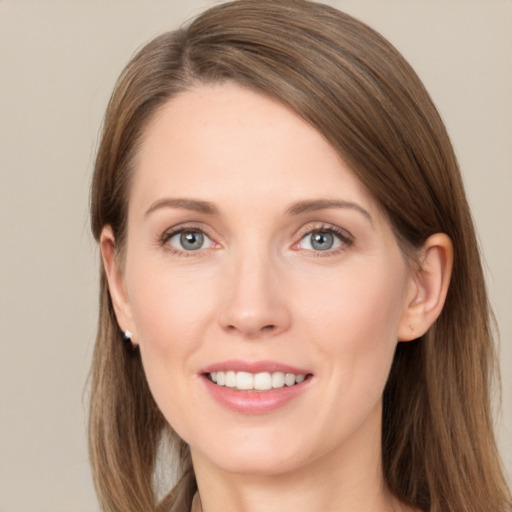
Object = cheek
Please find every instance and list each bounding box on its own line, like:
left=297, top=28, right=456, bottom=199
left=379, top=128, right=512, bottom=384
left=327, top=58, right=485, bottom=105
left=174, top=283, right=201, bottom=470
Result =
left=301, top=256, right=408, bottom=387
left=123, top=262, right=217, bottom=419
left=298, top=263, right=407, bottom=442
left=307, top=259, right=406, bottom=338
left=127, top=261, right=215, bottom=351
left=125, top=266, right=217, bottom=439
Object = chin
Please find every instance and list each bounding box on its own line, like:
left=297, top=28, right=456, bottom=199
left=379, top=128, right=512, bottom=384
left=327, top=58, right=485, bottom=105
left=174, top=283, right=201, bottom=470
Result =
left=188, top=420, right=328, bottom=478
left=199, top=445, right=309, bottom=477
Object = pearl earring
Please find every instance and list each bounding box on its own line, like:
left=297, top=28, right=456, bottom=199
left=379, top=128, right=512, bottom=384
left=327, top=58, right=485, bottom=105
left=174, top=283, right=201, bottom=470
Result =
left=122, top=330, right=133, bottom=341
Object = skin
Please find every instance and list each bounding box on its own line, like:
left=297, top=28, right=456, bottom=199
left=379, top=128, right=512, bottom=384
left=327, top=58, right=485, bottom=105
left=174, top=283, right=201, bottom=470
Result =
left=102, top=82, right=452, bottom=512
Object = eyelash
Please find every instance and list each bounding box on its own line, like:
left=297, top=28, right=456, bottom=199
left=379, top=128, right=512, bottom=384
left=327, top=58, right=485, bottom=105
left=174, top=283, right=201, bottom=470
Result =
left=294, top=223, right=354, bottom=257
left=160, top=224, right=214, bottom=257
left=159, top=223, right=353, bottom=257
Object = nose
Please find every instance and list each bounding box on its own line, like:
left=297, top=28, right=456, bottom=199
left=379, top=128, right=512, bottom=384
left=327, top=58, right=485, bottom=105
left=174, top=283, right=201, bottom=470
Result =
left=218, top=248, right=291, bottom=338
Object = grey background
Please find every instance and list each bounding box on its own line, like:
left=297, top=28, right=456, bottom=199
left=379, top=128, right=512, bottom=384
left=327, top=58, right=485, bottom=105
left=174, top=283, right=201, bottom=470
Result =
left=1, top=1, right=510, bottom=510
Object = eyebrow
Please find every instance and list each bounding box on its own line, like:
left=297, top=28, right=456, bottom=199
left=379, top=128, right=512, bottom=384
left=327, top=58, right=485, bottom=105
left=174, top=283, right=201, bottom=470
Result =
left=285, top=199, right=373, bottom=224
left=144, top=197, right=372, bottom=224
left=144, top=198, right=219, bottom=217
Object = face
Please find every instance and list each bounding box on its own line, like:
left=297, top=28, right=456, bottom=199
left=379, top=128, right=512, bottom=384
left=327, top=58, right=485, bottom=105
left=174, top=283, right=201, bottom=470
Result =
left=105, top=82, right=417, bottom=477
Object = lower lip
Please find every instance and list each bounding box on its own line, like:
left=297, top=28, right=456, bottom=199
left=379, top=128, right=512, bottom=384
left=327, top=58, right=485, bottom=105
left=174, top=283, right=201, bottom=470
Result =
left=201, top=375, right=312, bottom=414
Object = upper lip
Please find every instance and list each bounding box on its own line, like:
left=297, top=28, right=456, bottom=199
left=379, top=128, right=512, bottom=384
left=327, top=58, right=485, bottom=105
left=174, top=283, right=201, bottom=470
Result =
left=200, top=359, right=311, bottom=375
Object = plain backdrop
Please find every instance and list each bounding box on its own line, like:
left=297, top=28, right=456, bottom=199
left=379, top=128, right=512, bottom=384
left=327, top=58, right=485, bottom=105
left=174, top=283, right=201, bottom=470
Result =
left=1, top=1, right=511, bottom=510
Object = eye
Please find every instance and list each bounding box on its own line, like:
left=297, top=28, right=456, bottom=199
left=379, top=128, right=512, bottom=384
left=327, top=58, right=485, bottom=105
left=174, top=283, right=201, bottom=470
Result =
left=165, top=229, right=215, bottom=252
left=296, top=227, right=352, bottom=253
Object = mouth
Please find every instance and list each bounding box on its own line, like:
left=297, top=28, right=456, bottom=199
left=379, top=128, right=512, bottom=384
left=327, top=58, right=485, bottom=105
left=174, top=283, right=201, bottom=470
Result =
left=200, top=361, right=313, bottom=413
left=205, top=370, right=310, bottom=391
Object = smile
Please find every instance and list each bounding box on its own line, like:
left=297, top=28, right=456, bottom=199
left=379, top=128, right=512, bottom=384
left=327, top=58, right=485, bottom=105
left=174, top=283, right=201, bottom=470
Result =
left=208, top=371, right=307, bottom=391
left=200, top=361, right=313, bottom=413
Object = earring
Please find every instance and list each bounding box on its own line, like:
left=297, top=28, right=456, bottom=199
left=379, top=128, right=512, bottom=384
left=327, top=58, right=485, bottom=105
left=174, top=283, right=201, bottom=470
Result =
left=122, top=330, right=133, bottom=341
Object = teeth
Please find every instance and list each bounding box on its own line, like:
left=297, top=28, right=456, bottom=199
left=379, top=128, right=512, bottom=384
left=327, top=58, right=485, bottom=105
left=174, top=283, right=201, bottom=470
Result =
left=208, top=371, right=307, bottom=391
left=225, top=370, right=236, bottom=388
left=295, top=374, right=305, bottom=383
left=284, top=373, right=296, bottom=386
left=271, top=372, right=285, bottom=389
left=236, top=371, right=254, bottom=390
left=254, top=372, right=272, bottom=391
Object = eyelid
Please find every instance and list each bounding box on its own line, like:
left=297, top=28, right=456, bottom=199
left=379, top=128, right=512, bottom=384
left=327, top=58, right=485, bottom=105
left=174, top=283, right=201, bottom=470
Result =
left=159, top=223, right=219, bottom=255
left=292, top=222, right=354, bottom=255
left=158, top=221, right=353, bottom=257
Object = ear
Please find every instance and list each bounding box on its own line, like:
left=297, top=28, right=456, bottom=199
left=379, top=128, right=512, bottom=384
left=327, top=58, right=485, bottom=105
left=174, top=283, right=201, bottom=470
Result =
left=100, top=225, right=137, bottom=344
left=398, top=233, right=453, bottom=341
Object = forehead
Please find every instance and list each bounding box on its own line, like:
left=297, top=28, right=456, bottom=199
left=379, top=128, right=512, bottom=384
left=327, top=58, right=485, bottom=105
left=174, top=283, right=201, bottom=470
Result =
left=131, top=82, right=376, bottom=215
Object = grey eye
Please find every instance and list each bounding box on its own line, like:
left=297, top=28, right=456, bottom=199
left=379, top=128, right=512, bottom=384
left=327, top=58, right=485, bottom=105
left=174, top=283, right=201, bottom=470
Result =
left=297, top=229, right=344, bottom=252
left=167, top=230, right=214, bottom=251
left=310, top=231, right=335, bottom=251
left=180, top=231, right=204, bottom=250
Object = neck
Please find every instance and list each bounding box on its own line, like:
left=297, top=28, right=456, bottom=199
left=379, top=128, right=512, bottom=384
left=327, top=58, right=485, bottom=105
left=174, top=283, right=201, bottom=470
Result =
left=192, top=469, right=397, bottom=512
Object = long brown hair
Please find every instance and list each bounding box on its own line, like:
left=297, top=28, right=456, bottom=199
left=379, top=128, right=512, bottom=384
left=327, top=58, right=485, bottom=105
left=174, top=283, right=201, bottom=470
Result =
left=89, top=1, right=511, bottom=510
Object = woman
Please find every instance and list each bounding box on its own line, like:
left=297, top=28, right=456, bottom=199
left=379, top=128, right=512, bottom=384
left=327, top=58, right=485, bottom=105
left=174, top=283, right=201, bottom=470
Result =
left=88, top=1, right=511, bottom=511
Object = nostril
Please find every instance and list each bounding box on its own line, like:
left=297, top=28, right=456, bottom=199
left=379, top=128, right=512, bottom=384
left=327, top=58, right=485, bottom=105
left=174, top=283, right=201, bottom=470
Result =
left=224, top=322, right=277, bottom=336
left=219, top=295, right=291, bottom=336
